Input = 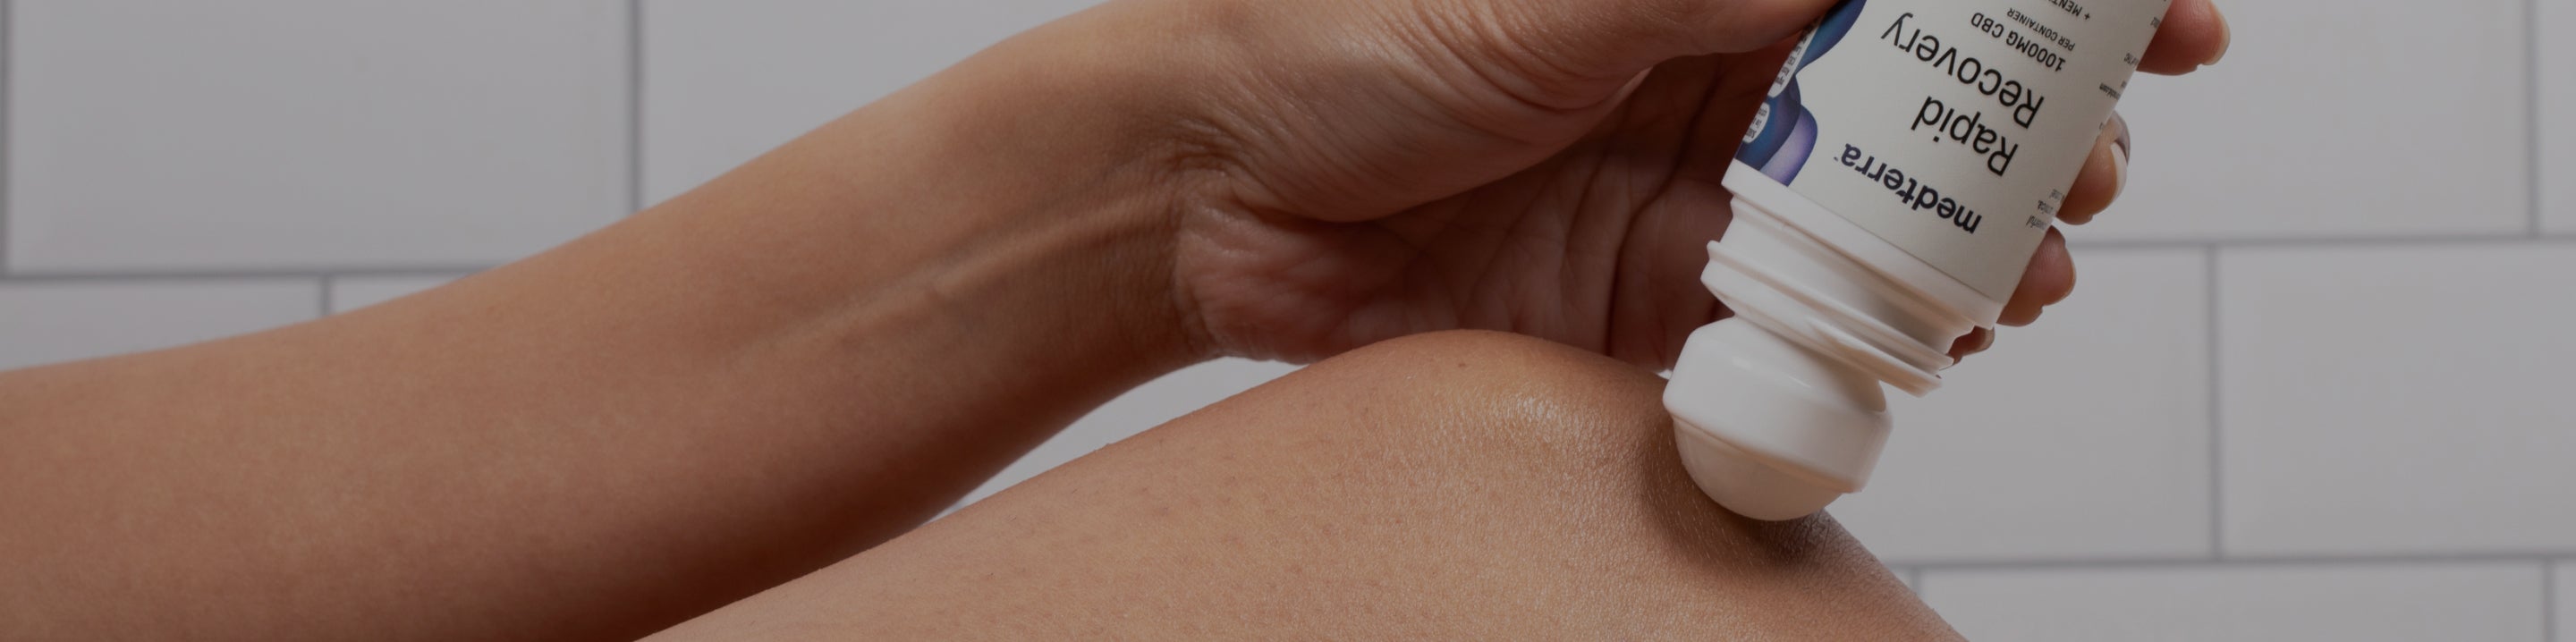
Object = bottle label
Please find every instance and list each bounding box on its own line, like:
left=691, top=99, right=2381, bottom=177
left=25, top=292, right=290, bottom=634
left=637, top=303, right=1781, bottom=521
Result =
left=1736, top=0, right=2165, bottom=299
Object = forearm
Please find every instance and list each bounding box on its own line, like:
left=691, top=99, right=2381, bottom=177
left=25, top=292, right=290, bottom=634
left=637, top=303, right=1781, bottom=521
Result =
left=0, top=6, right=1199, bottom=639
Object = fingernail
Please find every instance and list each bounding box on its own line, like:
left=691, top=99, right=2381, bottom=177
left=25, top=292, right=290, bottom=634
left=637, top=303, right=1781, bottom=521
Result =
left=2111, top=112, right=2132, bottom=159
left=2107, top=113, right=2131, bottom=200
left=2111, top=133, right=2130, bottom=200
left=2206, top=4, right=2232, bottom=65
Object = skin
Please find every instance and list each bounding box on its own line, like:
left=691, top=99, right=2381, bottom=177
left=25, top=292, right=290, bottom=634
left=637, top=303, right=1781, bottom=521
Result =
left=0, top=0, right=2228, bottom=639
left=1164, top=0, right=2224, bottom=363
left=651, top=331, right=1961, bottom=640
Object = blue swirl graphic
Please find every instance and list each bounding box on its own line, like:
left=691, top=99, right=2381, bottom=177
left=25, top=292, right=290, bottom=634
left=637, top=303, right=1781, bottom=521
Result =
left=1735, top=0, right=1868, bottom=184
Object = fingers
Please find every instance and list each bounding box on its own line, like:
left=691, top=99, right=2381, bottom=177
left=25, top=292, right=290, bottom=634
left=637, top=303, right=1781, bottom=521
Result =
left=1960, top=229, right=2072, bottom=366
left=2140, top=0, right=2231, bottom=75
left=2056, top=113, right=2131, bottom=225
left=2001, top=228, right=2074, bottom=326
left=1463, top=0, right=1840, bottom=89
left=1968, top=0, right=2208, bottom=354
left=1946, top=0, right=2223, bottom=358
left=1945, top=326, right=1997, bottom=364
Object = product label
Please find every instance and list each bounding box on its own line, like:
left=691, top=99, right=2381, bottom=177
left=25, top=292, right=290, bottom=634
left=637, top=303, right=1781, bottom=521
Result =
left=1736, top=0, right=2165, bottom=298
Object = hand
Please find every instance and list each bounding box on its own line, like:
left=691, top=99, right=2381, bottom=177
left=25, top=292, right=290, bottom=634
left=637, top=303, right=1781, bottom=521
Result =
left=1155, top=0, right=2233, bottom=367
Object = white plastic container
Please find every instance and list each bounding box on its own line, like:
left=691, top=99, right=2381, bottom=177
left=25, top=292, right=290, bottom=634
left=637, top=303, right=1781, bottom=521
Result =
left=1665, top=0, right=2167, bottom=520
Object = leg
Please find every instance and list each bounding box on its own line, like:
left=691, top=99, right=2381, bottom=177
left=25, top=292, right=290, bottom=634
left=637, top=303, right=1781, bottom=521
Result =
left=649, top=331, right=1956, bottom=640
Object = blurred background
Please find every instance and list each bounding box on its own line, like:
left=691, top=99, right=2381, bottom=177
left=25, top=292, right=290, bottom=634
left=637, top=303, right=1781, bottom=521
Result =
left=3, top=1, right=2567, bottom=638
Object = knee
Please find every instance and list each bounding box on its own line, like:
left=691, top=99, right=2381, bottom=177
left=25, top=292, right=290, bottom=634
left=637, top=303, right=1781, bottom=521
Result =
left=875, top=330, right=1948, bottom=638
left=1097, top=330, right=1944, bottom=635
left=1165, top=331, right=1898, bottom=577
left=1294, top=330, right=1678, bottom=476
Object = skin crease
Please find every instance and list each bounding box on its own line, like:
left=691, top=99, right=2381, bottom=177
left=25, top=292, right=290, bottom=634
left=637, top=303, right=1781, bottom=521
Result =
left=0, top=0, right=2228, bottom=639
left=647, top=331, right=1962, bottom=641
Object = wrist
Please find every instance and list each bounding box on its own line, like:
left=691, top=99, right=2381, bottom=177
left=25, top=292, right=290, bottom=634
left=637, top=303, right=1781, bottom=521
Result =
left=786, top=10, right=1217, bottom=374
left=866, top=3, right=1253, bottom=367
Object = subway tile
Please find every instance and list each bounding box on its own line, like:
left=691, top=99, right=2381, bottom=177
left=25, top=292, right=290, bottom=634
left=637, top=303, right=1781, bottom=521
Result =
left=326, top=275, right=463, bottom=314
left=2557, top=562, right=2572, bottom=642
left=0, top=280, right=318, bottom=370
left=2220, top=244, right=2576, bottom=555
left=2544, top=0, right=2576, bottom=233
left=961, top=358, right=1297, bottom=506
left=1831, top=249, right=2211, bottom=562
left=640, top=0, right=1100, bottom=205
left=2095, top=0, right=2527, bottom=241
left=8, top=2, right=631, bottom=272
left=1919, top=563, right=2546, bottom=642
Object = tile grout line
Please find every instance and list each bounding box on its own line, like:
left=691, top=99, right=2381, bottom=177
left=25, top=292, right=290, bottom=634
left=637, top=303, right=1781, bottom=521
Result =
left=2, top=0, right=13, bottom=275
left=2529, top=0, right=2545, bottom=237
left=2205, top=245, right=2224, bottom=560
left=627, top=0, right=645, bottom=215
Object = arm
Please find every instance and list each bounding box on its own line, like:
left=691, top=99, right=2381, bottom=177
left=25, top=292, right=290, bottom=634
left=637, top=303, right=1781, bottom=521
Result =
left=0, top=5, right=1204, bottom=640
left=649, top=330, right=1962, bottom=640
left=1, top=0, right=2224, bottom=638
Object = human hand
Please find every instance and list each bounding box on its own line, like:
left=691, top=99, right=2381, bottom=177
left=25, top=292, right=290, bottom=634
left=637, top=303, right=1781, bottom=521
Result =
left=1150, top=0, right=2232, bottom=367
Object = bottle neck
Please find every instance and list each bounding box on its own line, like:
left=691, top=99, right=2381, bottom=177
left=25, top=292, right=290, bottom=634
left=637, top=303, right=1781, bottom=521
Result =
left=1704, top=190, right=1981, bottom=395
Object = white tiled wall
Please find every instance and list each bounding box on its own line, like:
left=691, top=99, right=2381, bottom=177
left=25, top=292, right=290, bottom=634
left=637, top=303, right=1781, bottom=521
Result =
left=2106, top=0, right=2530, bottom=241
left=2220, top=245, right=2576, bottom=556
left=0, top=280, right=318, bottom=369
left=640, top=0, right=1098, bottom=205
left=8, top=1, right=2574, bottom=637
left=9, top=2, right=631, bottom=273
left=2557, top=562, right=2573, bottom=639
left=2546, top=0, right=2576, bottom=233
left=1833, top=249, right=2214, bottom=563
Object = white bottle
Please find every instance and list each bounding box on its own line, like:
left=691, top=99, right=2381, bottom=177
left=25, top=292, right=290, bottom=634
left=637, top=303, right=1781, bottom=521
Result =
left=1665, top=0, right=2167, bottom=520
